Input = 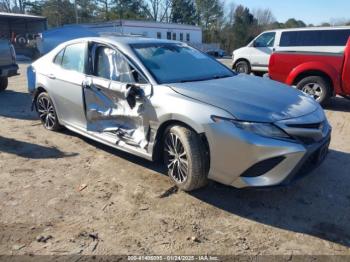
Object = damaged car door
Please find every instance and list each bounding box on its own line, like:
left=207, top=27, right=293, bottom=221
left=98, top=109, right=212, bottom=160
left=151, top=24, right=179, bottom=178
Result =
left=83, top=43, right=151, bottom=150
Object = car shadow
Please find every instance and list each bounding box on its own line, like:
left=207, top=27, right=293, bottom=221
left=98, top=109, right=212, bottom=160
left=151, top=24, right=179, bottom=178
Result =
left=60, top=129, right=166, bottom=174
left=0, top=90, right=37, bottom=121
left=0, top=135, right=78, bottom=159
left=60, top=128, right=350, bottom=247
left=190, top=149, right=350, bottom=247
left=324, top=97, right=350, bottom=113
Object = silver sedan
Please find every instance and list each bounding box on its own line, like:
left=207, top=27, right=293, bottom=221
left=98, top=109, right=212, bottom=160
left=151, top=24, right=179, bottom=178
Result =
left=27, top=37, right=331, bottom=191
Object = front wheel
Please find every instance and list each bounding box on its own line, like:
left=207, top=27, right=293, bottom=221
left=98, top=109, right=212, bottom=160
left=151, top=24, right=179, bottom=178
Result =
left=296, top=76, right=331, bottom=106
left=36, top=92, right=62, bottom=131
left=163, top=125, right=208, bottom=191
left=0, top=77, right=8, bottom=91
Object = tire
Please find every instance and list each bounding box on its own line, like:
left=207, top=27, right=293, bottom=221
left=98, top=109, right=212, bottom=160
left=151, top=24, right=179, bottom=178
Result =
left=163, top=125, right=208, bottom=191
left=0, top=77, right=8, bottom=91
left=234, top=60, right=251, bottom=74
left=296, top=76, right=331, bottom=106
left=36, top=92, right=62, bottom=131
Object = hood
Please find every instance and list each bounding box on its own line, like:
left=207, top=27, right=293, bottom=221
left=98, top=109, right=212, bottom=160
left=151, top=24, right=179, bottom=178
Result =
left=169, top=75, right=318, bottom=122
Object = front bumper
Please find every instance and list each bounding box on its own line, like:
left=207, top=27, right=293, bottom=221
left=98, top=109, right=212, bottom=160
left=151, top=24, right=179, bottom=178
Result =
left=0, top=64, right=19, bottom=78
left=204, top=118, right=331, bottom=188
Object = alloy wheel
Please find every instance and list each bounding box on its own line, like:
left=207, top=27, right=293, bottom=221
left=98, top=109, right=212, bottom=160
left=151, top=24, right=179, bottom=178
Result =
left=37, top=96, right=56, bottom=129
left=302, top=83, right=324, bottom=101
left=164, top=132, right=189, bottom=184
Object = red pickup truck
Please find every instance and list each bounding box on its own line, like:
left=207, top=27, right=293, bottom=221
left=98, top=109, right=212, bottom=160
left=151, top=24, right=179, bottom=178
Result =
left=269, top=38, right=350, bottom=105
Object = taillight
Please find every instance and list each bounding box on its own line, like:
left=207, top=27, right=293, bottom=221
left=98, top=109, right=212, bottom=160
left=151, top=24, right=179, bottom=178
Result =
left=9, top=44, right=16, bottom=63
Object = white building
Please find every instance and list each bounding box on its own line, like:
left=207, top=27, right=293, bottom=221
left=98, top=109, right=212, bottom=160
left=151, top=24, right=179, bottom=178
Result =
left=38, top=19, right=202, bottom=55
left=94, top=20, right=202, bottom=44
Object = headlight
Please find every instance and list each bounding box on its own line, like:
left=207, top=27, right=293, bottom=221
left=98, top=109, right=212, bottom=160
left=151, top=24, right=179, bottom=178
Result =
left=211, top=116, right=290, bottom=139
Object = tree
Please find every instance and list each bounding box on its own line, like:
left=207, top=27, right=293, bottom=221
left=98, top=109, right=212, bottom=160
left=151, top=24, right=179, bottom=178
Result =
left=0, top=0, right=26, bottom=13
left=232, top=5, right=257, bottom=48
left=253, top=8, right=275, bottom=27
left=171, top=0, right=196, bottom=25
left=75, top=0, right=99, bottom=23
left=144, top=0, right=172, bottom=22
left=110, top=0, right=147, bottom=20
left=284, top=18, right=306, bottom=28
left=41, top=0, right=76, bottom=27
left=195, top=0, right=223, bottom=30
left=96, top=0, right=111, bottom=21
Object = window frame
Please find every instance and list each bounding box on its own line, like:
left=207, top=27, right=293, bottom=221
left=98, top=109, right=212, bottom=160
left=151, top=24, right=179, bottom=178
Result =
left=52, top=41, right=88, bottom=74
left=280, top=29, right=350, bottom=47
left=167, top=32, right=171, bottom=40
left=180, top=33, right=183, bottom=41
left=186, top=33, right=190, bottom=42
left=88, top=41, right=150, bottom=85
left=253, top=32, right=276, bottom=48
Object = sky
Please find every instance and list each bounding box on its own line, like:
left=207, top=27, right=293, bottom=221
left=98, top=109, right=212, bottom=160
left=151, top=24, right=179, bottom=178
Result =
left=226, top=0, right=350, bottom=25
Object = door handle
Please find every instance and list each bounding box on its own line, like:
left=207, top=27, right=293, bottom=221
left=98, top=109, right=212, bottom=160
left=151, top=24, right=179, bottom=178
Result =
left=48, top=73, right=56, bottom=79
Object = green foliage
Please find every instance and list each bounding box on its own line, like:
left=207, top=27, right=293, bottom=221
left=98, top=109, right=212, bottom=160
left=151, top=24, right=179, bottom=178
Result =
left=20, top=0, right=317, bottom=51
left=110, top=0, right=147, bottom=20
left=171, top=0, right=196, bottom=25
left=284, top=18, right=306, bottom=28
left=41, top=0, right=76, bottom=27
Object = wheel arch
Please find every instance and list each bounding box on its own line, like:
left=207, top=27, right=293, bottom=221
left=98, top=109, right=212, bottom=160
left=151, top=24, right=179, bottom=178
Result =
left=31, top=86, right=48, bottom=111
left=287, top=62, right=340, bottom=95
left=233, top=58, right=251, bottom=69
left=152, top=119, right=210, bottom=170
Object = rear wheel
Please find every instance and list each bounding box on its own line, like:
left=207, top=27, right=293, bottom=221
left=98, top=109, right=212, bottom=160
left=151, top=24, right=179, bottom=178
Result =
left=296, top=76, right=331, bottom=105
left=36, top=92, right=62, bottom=131
left=234, top=60, right=251, bottom=74
left=0, top=77, right=8, bottom=91
left=163, top=125, right=208, bottom=191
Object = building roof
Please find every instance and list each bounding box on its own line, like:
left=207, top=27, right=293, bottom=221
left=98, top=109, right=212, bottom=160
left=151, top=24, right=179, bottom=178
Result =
left=0, top=12, right=46, bottom=20
left=75, top=19, right=201, bottom=31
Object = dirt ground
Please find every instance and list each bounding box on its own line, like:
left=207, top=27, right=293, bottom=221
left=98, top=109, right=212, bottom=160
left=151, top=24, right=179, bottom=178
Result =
left=0, top=62, right=350, bottom=257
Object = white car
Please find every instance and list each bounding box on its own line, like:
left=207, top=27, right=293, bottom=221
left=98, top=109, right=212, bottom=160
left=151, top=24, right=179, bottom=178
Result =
left=232, top=27, right=350, bottom=74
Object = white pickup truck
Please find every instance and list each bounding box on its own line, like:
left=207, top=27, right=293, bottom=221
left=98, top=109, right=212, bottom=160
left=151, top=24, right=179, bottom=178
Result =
left=0, top=39, right=19, bottom=91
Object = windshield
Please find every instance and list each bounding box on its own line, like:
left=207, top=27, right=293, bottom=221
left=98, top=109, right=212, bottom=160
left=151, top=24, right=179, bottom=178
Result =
left=131, top=43, right=235, bottom=84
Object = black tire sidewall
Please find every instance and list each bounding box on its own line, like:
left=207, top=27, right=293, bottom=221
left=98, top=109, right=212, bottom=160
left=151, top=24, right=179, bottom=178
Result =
left=235, top=61, right=251, bottom=74
left=0, top=77, right=8, bottom=91
left=296, top=76, right=330, bottom=105
left=163, top=125, right=208, bottom=191
left=36, top=92, right=61, bottom=131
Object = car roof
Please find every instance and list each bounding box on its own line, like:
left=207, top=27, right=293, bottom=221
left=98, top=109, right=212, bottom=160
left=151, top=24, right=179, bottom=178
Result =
left=264, top=26, right=350, bottom=33
left=63, top=35, right=181, bottom=47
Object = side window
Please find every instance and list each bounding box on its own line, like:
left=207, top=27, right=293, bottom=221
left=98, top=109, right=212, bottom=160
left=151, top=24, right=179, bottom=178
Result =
left=167, top=32, right=171, bottom=40
left=172, top=33, right=176, bottom=40
left=180, top=33, right=183, bottom=41
left=157, top=32, right=161, bottom=39
left=53, top=48, right=64, bottom=65
left=254, top=32, right=275, bottom=47
left=94, top=46, right=147, bottom=84
left=186, top=33, right=190, bottom=42
left=280, top=30, right=350, bottom=47
left=61, top=43, right=86, bottom=73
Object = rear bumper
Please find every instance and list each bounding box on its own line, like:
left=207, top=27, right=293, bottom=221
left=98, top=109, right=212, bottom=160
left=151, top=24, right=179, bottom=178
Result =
left=0, top=64, right=19, bottom=78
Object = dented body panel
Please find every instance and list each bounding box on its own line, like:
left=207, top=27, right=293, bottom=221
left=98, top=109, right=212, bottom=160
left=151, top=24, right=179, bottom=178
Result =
left=28, top=36, right=331, bottom=188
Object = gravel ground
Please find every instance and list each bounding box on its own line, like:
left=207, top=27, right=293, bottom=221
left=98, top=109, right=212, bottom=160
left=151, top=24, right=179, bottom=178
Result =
left=0, top=63, right=350, bottom=257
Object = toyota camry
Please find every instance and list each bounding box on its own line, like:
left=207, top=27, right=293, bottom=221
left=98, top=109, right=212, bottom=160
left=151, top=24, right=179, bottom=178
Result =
left=27, top=37, right=331, bottom=191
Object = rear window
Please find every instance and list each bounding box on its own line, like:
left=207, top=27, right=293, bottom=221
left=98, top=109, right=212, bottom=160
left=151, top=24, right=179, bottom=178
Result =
left=61, top=43, right=86, bottom=73
left=280, top=29, right=350, bottom=47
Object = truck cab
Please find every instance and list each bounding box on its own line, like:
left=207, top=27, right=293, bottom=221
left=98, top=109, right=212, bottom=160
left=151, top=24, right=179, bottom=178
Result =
left=0, top=39, right=19, bottom=91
